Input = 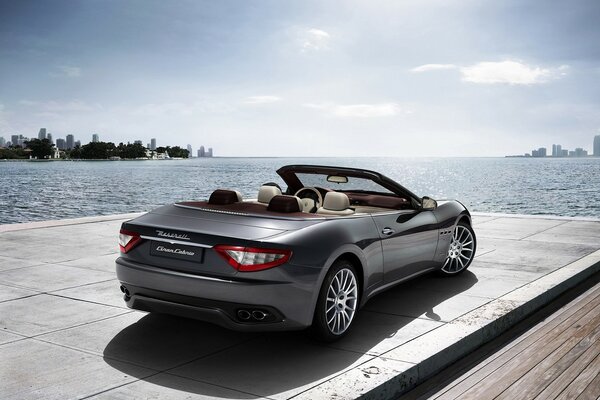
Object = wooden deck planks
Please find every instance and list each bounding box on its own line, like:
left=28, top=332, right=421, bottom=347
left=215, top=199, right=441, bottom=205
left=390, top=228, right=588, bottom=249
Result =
left=576, top=368, right=600, bottom=400
left=536, top=344, right=600, bottom=400
left=556, top=353, right=600, bottom=400
left=454, top=296, right=600, bottom=399
left=433, top=285, right=600, bottom=400
left=497, top=315, right=600, bottom=399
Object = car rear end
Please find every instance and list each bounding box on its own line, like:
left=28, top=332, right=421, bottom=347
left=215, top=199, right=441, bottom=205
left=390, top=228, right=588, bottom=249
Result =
left=115, top=204, right=325, bottom=331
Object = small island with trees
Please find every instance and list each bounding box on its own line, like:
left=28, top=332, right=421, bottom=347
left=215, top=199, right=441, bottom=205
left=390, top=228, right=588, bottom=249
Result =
left=0, top=139, right=190, bottom=160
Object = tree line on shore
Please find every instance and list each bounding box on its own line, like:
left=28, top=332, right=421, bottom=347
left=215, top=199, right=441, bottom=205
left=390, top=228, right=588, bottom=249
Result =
left=0, top=139, right=189, bottom=160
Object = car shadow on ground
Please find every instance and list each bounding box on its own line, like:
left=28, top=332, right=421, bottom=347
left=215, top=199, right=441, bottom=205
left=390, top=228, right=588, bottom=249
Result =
left=103, top=271, right=478, bottom=398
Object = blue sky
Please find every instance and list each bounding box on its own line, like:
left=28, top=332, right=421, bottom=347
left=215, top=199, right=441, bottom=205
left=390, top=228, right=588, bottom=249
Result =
left=1, top=0, right=599, bottom=156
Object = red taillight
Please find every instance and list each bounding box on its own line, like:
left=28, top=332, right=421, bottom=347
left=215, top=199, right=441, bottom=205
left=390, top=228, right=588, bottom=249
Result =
left=214, top=245, right=291, bottom=272
left=119, top=229, right=142, bottom=253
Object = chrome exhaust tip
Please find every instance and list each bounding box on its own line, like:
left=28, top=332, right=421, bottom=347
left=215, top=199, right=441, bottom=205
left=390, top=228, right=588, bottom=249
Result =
left=252, top=310, right=268, bottom=321
left=237, top=309, right=251, bottom=321
left=119, top=285, right=130, bottom=296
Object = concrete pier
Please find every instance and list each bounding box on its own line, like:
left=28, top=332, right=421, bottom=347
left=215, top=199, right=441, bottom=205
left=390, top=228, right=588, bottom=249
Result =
left=1, top=212, right=599, bottom=399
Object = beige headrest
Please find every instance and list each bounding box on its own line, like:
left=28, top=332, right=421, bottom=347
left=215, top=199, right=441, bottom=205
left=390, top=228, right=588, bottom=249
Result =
left=323, top=192, right=350, bottom=211
left=257, top=185, right=282, bottom=204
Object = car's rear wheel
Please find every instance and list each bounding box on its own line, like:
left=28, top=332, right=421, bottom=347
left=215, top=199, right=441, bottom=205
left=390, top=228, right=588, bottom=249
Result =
left=440, top=221, right=476, bottom=275
left=310, top=260, right=359, bottom=342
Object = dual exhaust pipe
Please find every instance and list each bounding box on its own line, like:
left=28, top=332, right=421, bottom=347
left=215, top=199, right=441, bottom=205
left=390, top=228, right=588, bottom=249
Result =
left=119, top=285, right=130, bottom=297
left=237, top=309, right=269, bottom=322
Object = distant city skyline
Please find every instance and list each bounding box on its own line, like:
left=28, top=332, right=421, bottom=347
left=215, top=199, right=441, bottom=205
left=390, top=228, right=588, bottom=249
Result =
left=1, top=1, right=599, bottom=156
left=0, top=129, right=211, bottom=154
left=510, top=134, right=599, bottom=157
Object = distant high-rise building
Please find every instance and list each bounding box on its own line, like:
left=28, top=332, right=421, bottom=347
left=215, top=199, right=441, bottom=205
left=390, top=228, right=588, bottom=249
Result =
left=207, top=147, right=213, bottom=157
left=66, top=134, right=75, bottom=149
left=187, top=144, right=192, bottom=157
left=38, top=128, right=47, bottom=140
left=92, top=134, right=99, bottom=143
left=199, top=145, right=205, bottom=157
left=134, top=140, right=143, bottom=145
left=74, top=140, right=81, bottom=148
left=552, top=144, right=563, bottom=157
left=47, top=133, right=53, bottom=144
left=561, top=149, right=568, bottom=157
left=574, top=148, right=587, bottom=157
left=0, top=137, right=5, bottom=147
left=531, top=148, right=547, bottom=157
left=150, top=138, right=156, bottom=150
left=197, top=149, right=202, bottom=157
left=594, top=135, right=600, bottom=157
left=56, top=138, right=66, bottom=150
left=147, top=143, right=150, bottom=149
left=11, top=135, right=19, bottom=147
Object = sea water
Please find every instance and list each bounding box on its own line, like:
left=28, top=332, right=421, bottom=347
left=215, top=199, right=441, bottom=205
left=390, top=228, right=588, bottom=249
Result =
left=1, top=157, right=599, bottom=224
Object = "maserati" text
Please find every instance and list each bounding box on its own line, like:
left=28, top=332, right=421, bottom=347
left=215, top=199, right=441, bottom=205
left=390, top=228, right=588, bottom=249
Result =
left=156, top=230, right=190, bottom=240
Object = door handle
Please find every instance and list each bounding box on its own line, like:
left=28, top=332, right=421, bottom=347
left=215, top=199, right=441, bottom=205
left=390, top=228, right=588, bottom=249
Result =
left=381, top=227, right=395, bottom=236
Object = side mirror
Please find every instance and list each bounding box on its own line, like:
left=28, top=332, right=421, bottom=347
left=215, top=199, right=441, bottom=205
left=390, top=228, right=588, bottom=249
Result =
left=421, top=196, right=437, bottom=211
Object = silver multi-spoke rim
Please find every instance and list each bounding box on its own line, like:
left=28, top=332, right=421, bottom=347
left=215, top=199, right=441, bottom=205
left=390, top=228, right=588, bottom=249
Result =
left=442, top=225, right=474, bottom=274
left=325, top=268, right=358, bottom=335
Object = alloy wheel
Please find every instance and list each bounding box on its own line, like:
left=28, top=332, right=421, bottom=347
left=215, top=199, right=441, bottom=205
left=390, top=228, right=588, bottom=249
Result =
left=442, top=224, right=475, bottom=274
left=325, top=268, right=358, bottom=335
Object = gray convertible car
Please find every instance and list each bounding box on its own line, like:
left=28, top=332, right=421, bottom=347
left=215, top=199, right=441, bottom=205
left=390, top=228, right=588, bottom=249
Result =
left=116, top=165, right=476, bottom=341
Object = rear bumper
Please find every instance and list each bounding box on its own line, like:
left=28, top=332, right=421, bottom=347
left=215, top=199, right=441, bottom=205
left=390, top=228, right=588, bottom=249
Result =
left=115, top=257, right=320, bottom=331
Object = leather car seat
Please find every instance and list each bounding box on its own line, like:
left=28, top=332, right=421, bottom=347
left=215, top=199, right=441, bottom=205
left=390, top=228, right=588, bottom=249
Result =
left=316, top=192, right=354, bottom=215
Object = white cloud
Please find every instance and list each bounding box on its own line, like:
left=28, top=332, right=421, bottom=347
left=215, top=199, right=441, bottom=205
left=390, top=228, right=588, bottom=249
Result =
left=460, top=61, right=562, bottom=85
left=302, top=28, right=331, bottom=51
left=304, top=102, right=403, bottom=118
left=55, top=65, right=82, bottom=78
left=411, top=64, right=457, bottom=73
left=243, top=95, right=282, bottom=104
left=411, top=60, right=568, bottom=85
left=557, top=65, right=570, bottom=76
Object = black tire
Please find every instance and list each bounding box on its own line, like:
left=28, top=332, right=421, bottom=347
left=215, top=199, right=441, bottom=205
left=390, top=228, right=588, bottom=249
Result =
left=309, top=259, right=360, bottom=342
left=439, top=220, right=476, bottom=276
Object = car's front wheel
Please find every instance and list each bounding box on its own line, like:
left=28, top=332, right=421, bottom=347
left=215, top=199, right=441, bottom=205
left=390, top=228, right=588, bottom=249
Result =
left=440, top=221, right=476, bottom=275
left=310, top=260, right=359, bottom=342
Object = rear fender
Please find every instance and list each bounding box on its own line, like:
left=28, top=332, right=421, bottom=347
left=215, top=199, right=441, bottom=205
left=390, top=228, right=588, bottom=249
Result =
left=307, top=244, right=377, bottom=318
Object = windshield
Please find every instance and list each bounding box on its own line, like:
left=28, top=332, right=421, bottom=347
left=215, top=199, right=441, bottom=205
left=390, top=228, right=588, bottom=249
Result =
left=295, top=173, right=394, bottom=194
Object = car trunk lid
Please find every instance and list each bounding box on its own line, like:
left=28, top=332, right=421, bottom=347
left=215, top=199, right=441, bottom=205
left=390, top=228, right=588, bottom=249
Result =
left=119, top=204, right=323, bottom=277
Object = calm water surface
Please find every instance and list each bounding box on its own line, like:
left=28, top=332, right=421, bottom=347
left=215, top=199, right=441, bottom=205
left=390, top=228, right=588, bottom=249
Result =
left=1, top=157, right=599, bottom=224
